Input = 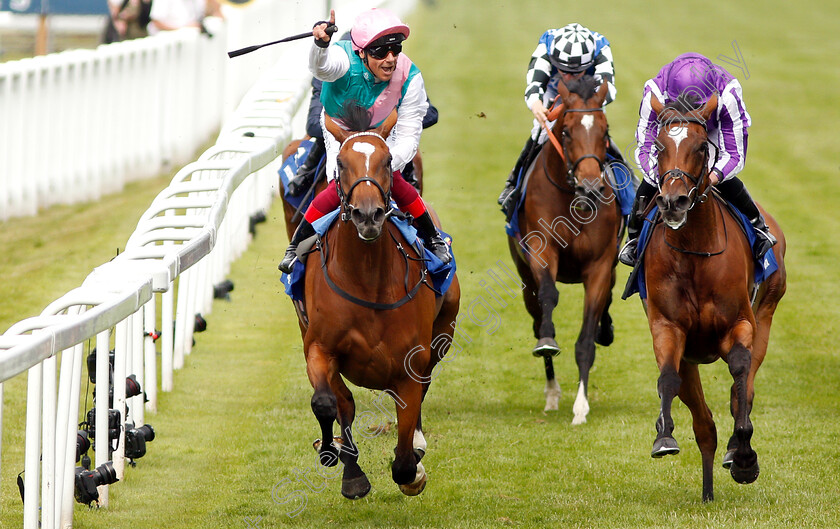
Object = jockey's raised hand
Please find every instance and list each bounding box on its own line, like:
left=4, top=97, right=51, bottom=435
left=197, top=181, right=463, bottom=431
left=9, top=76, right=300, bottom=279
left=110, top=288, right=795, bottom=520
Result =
left=313, top=9, right=336, bottom=46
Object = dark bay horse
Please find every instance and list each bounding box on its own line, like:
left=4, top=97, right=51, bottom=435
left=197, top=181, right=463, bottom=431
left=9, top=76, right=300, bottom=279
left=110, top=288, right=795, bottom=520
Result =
left=507, top=77, right=622, bottom=423
left=643, top=94, right=786, bottom=501
left=298, top=106, right=460, bottom=499
left=280, top=139, right=424, bottom=241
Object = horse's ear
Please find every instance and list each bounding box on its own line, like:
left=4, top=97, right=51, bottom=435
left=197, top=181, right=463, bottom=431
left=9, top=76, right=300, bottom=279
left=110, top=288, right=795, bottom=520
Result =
left=555, top=80, right=570, bottom=104
left=593, top=80, right=609, bottom=107
left=650, top=94, right=664, bottom=117
left=376, top=109, right=399, bottom=139
left=700, top=93, right=718, bottom=121
left=325, top=113, right=349, bottom=144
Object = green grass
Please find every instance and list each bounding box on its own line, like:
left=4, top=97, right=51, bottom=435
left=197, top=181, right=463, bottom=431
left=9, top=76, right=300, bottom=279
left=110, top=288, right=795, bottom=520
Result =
left=3, top=0, right=840, bottom=527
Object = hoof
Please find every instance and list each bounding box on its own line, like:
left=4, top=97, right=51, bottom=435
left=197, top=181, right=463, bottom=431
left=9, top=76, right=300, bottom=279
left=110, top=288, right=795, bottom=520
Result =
left=730, top=460, right=760, bottom=484
left=532, top=338, right=560, bottom=357
left=398, top=462, right=427, bottom=496
left=341, top=474, right=371, bottom=500
left=651, top=436, right=680, bottom=458
left=721, top=449, right=735, bottom=469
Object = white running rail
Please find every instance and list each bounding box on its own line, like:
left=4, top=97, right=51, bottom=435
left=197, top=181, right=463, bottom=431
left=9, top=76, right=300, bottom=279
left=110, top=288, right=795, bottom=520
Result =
left=0, top=0, right=415, bottom=527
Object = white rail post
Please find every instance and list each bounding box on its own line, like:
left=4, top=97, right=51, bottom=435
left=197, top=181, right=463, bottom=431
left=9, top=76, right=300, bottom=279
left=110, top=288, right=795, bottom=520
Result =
left=41, top=354, right=57, bottom=529
left=161, top=286, right=174, bottom=391
left=23, top=363, right=43, bottom=529
left=94, top=329, right=110, bottom=507
left=143, top=299, right=158, bottom=412
left=112, top=320, right=128, bottom=480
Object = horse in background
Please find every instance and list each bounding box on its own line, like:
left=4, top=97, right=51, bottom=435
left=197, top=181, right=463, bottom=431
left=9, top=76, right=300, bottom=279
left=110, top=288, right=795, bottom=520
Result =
left=642, top=93, right=786, bottom=501
left=507, top=76, right=622, bottom=423
left=295, top=105, right=460, bottom=499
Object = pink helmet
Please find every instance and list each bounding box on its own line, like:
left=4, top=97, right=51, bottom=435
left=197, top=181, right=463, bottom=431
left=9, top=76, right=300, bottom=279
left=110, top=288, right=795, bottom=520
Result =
left=350, top=8, right=410, bottom=51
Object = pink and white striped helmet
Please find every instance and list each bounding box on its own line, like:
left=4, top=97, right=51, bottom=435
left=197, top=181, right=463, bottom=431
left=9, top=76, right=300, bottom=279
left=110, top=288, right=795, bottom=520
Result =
left=350, top=8, right=410, bottom=51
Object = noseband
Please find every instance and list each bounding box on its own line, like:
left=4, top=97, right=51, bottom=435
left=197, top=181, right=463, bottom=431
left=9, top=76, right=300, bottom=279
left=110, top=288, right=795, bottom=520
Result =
left=335, top=132, right=393, bottom=222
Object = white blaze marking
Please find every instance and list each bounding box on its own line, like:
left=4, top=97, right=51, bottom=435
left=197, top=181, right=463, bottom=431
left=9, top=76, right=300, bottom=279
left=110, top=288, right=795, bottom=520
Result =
left=669, top=125, right=689, bottom=150
left=352, top=141, right=376, bottom=174
left=581, top=114, right=594, bottom=132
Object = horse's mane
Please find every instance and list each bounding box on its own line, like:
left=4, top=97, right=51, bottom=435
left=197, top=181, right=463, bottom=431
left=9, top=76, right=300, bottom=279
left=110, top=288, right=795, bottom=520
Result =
left=565, top=75, right=601, bottom=101
left=337, top=99, right=374, bottom=132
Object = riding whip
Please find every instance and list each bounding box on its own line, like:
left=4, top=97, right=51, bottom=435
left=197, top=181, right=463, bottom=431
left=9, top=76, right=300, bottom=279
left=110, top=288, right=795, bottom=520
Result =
left=227, top=24, right=337, bottom=58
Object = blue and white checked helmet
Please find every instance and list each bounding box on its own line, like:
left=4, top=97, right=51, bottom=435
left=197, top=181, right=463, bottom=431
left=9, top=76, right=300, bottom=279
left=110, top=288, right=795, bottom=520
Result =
left=550, top=23, right=596, bottom=73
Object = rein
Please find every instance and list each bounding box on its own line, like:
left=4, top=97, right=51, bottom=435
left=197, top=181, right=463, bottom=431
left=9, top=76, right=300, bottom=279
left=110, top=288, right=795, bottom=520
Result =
left=318, top=227, right=433, bottom=310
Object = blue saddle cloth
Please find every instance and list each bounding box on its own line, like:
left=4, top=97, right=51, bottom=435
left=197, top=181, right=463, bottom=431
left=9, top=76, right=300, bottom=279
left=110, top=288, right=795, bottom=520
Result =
left=624, top=203, right=779, bottom=299
left=505, top=153, right=636, bottom=238
left=278, top=138, right=324, bottom=211
left=281, top=209, right=456, bottom=302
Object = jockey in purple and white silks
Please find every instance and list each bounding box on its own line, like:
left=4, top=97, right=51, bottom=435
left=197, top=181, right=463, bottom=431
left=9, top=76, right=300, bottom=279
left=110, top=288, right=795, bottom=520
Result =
left=278, top=8, right=451, bottom=274
left=618, top=52, right=777, bottom=266
left=498, top=23, right=628, bottom=219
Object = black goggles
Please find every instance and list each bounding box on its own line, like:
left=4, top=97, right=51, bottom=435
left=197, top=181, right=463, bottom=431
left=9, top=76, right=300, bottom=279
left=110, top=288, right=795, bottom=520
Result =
left=366, top=42, right=402, bottom=59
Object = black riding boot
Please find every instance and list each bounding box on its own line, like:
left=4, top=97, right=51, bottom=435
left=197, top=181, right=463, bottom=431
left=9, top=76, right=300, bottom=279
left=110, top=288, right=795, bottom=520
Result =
left=716, top=177, right=777, bottom=260
left=414, top=212, right=452, bottom=264
left=278, top=219, right=316, bottom=273
left=618, top=180, right=657, bottom=266
left=402, top=160, right=420, bottom=193
left=498, top=136, right=538, bottom=218
left=287, top=138, right=326, bottom=197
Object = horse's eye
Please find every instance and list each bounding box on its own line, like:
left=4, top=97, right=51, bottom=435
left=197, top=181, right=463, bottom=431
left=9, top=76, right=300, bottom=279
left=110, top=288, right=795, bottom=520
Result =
left=336, top=159, right=345, bottom=170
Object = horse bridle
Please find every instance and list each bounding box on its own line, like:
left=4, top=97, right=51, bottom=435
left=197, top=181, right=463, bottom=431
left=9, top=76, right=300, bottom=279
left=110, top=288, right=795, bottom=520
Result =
left=657, top=114, right=728, bottom=257
left=656, top=115, right=717, bottom=210
left=335, top=131, right=394, bottom=222
left=543, top=106, right=607, bottom=192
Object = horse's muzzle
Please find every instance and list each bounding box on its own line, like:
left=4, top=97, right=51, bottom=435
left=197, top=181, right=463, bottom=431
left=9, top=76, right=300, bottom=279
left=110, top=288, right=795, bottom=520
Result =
left=574, top=177, right=606, bottom=211
left=350, top=205, right=388, bottom=241
left=656, top=194, right=690, bottom=229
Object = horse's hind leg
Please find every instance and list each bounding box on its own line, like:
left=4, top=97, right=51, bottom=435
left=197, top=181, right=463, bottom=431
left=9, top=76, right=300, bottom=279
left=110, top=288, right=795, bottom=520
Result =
left=678, top=363, right=717, bottom=502
left=507, top=240, right=560, bottom=410
left=332, top=376, right=371, bottom=499
left=595, top=268, right=616, bottom=347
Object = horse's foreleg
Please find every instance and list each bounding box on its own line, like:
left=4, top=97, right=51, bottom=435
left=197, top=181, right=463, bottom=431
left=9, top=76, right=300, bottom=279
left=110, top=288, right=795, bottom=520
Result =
left=306, top=344, right=339, bottom=468
left=650, top=324, right=685, bottom=457
left=392, top=380, right=426, bottom=496
left=678, top=363, right=717, bottom=502
left=726, top=339, right=759, bottom=484
left=572, top=269, right=612, bottom=425
left=332, top=377, right=371, bottom=500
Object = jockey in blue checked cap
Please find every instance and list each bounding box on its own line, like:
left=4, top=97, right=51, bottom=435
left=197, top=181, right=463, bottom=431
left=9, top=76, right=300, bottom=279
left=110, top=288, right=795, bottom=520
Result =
left=498, top=23, right=628, bottom=220
left=618, top=52, right=777, bottom=267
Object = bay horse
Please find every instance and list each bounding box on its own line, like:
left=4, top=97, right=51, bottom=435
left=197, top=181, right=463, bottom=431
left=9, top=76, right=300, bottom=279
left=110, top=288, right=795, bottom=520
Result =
left=507, top=76, right=621, bottom=423
left=298, top=104, right=460, bottom=499
left=280, top=139, right=424, bottom=241
left=643, top=93, right=786, bottom=501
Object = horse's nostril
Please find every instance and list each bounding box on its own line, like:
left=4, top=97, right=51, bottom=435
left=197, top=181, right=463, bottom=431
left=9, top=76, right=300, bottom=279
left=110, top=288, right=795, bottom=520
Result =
left=372, top=207, right=386, bottom=224
left=655, top=196, right=668, bottom=210
left=350, top=209, right=364, bottom=224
